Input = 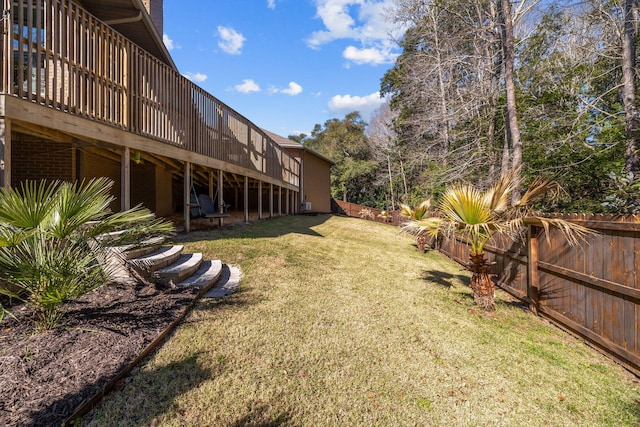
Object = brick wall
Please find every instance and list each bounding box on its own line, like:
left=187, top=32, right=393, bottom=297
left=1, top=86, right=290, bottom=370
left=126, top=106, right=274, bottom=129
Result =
left=11, top=134, right=75, bottom=186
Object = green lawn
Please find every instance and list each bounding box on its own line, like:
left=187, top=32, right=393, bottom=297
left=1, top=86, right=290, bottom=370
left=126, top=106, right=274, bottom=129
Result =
left=85, top=214, right=640, bottom=426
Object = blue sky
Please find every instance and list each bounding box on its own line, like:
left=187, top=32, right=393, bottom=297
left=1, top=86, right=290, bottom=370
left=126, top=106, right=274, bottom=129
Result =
left=162, top=0, right=403, bottom=138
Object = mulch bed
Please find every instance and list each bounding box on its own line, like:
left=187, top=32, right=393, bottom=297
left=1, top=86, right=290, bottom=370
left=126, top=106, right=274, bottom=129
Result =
left=0, top=282, right=199, bottom=427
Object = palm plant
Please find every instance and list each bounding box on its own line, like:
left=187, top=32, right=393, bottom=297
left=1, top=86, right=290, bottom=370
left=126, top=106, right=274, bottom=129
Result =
left=0, top=178, right=174, bottom=331
left=403, top=169, right=592, bottom=311
left=399, top=200, right=434, bottom=252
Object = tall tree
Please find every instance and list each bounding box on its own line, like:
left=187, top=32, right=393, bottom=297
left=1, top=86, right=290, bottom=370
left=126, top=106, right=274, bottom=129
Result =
left=622, top=0, right=640, bottom=175
left=303, top=112, right=381, bottom=205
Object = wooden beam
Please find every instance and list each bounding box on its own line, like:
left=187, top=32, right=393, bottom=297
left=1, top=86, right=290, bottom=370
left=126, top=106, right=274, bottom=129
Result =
left=278, top=186, right=282, bottom=216
left=121, top=147, right=130, bottom=211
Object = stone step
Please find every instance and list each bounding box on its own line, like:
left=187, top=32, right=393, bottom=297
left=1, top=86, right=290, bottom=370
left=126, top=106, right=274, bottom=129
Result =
left=120, top=236, right=166, bottom=260
left=153, top=252, right=203, bottom=285
left=203, top=264, right=241, bottom=298
left=178, top=259, right=223, bottom=289
left=128, top=245, right=184, bottom=278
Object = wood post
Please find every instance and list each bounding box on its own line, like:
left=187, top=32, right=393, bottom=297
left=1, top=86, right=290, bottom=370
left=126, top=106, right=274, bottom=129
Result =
left=278, top=186, right=282, bottom=215
left=244, top=175, right=249, bottom=224
left=286, top=188, right=290, bottom=215
left=258, top=180, right=263, bottom=219
left=269, top=183, right=274, bottom=218
left=121, top=147, right=130, bottom=211
left=217, top=169, right=224, bottom=226
left=208, top=170, right=214, bottom=200
left=527, top=225, right=540, bottom=314
left=184, top=161, right=190, bottom=233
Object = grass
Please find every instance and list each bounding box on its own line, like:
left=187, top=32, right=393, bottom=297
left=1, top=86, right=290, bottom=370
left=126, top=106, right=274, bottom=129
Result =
left=85, top=214, right=640, bottom=426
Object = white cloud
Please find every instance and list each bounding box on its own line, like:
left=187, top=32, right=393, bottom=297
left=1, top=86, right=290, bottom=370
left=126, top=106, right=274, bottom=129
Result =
left=328, top=92, right=387, bottom=119
left=217, top=26, right=246, bottom=55
left=183, top=72, right=208, bottom=83
left=235, top=79, right=261, bottom=93
left=343, top=45, right=396, bottom=65
left=306, top=0, right=402, bottom=65
left=271, top=82, right=303, bottom=96
left=163, top=33, right=175, bottom=50
left=267, top=0, right=276, bottom=9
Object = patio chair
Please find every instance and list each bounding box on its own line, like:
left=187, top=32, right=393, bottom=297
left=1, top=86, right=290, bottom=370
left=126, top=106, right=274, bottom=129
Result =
left=198, top=194, right=230, bottom=224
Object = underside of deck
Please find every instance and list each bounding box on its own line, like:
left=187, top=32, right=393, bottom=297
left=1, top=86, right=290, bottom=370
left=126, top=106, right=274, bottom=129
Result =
left=0, top=95, right=300, bottom=231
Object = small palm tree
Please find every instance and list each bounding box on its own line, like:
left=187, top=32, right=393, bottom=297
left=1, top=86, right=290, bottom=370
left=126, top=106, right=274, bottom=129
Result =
left=399, top=200, right=433, bottom=252
left=403, top=169, right=592, bottom=311
left=0, top=178, right=174, bottom=330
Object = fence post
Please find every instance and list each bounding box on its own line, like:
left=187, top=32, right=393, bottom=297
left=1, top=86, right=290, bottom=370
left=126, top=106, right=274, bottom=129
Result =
left=527, top=225, right=540, bottom=315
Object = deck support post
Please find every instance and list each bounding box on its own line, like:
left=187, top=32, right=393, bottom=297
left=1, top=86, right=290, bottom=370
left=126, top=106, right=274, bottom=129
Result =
left=208, top=170, right=214, bottom=200
left=0, top=117, right=10, bottom=189
left=278, top=186, right=282, bottom=215
left=121, top=147, right=130, bottom=211
left=269, top=183, right=274, bottom=218
left=286, top=188, right=290, bottom=215
left=217, top=169, right=224, bottom=227
left=244, top=175, right=249, bottom=224
left=184, top=161, right=191, bottom=234
left=258, top=180, right=263, bottom=219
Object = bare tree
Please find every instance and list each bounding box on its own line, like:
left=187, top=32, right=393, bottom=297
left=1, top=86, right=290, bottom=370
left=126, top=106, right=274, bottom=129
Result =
left=622, top=0, right=640, bottom=174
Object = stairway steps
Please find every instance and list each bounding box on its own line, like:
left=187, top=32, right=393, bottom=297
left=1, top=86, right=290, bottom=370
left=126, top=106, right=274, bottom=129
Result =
left=203, top=264, right=241, bottom=298
left=120, top=236, right=166, bottom=259
left=153, top=252, right=203, bottom=285
left=128, top=245, right=184, bottom=278
left=177, top=259, right=223, bottom=289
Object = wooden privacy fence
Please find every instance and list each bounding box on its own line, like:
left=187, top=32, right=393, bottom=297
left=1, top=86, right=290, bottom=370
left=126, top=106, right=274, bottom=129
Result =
left=332, top=199, right=402, bottom=225
left=436, top=214, right=640, bottom=376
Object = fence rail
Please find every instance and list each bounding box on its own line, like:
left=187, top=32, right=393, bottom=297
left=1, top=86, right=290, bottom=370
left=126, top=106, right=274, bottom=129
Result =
left=333, top=200, right=640, bottom=375
left=0, top=0, right=299, bottom=187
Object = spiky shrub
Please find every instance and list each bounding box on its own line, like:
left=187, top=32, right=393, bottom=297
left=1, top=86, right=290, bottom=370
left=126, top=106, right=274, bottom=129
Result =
left=403, top=169, right=592, bottom=310
left=0, top=178, right=174, bottom=331
left=399, top=200, right=433, bottom=252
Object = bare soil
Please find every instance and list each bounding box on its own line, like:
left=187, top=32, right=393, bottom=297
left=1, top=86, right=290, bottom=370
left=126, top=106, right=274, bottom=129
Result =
left=0, top=282, right=199, bottom=427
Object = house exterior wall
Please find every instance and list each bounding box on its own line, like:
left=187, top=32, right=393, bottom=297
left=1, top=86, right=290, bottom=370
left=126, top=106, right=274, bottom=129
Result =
left=11, top=134, right=75, bottom=185
left=141, top=0, right=164, bottom=34
left=154, top=167, right=173, bottom=216
left=80, top=150, right=121, bottom=212
left=302, top=151, right=332, bottom=213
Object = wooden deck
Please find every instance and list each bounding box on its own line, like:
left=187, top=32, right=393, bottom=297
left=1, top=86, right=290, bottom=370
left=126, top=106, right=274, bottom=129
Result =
left=0, top=0, right=302, bottom=231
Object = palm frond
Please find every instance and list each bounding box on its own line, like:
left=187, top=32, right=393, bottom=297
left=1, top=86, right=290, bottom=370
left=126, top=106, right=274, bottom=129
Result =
left=439, top=185, right=491, bottom=226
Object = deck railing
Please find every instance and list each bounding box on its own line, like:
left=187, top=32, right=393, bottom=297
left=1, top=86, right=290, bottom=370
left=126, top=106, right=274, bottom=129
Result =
left=0, top=0, right=299, bottom=186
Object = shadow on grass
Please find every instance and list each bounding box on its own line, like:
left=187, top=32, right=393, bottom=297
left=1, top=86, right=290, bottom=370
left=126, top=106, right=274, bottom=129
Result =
left=65, top=353, right=211, bottom=426
left=419, top=269, right=469, bottom=288
left=229, top=403, right=292, bottom=427
left=174, top=214, right=332, bottom=243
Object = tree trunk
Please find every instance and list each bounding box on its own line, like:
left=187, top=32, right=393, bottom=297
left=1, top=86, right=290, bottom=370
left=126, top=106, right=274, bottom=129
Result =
left=623, top=0, right=640, bottom=175
left=499, top=0, right=523, bottom=203
left=468, top=253, right=495, bottom=311
left=387, top=153, right=395, bottom=210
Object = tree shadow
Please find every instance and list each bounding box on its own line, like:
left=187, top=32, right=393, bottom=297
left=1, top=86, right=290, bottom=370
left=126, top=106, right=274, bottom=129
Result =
left=229, top=403, right=293, bottom=427
left=25, top=352, right=211, bottom=426
left=174, top=214, right=331, bottom=243
left=419, top=269, right=469, bottom=289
